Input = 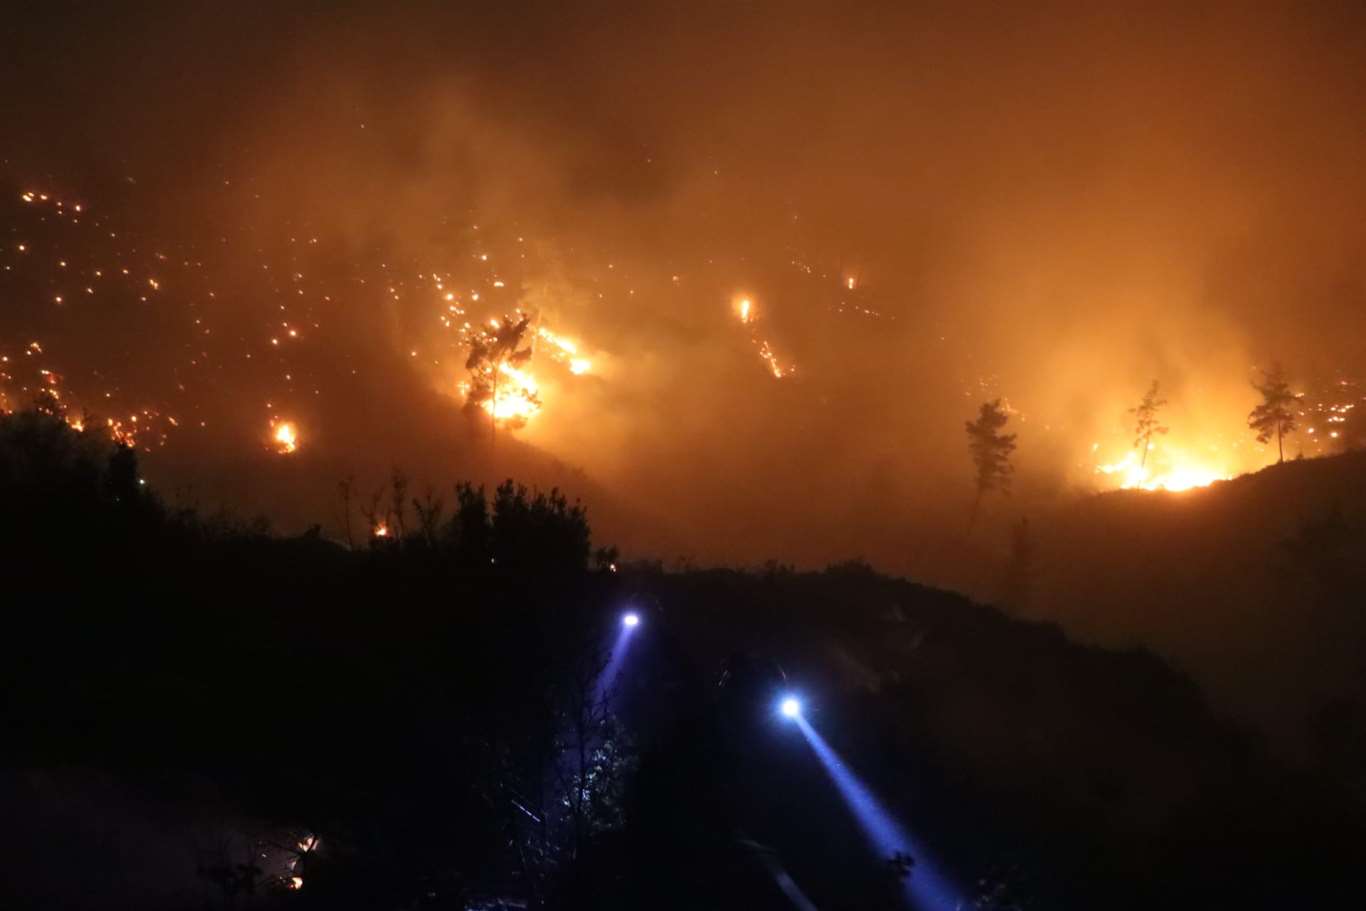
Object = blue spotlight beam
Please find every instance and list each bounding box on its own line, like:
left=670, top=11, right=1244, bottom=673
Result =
left=593, top=613, right=640, bottom=703
left=794, top=715, right=961, bottom=910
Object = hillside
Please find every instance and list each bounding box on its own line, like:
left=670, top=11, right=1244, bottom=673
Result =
left=1023, top=450, right=1366, bottom=764
left=3, top=409, right=1360, bottom=909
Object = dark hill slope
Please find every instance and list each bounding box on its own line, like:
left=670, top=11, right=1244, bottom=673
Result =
left=2, top=410, right=1359, bottom=909
left=1026, top=450, right=1366, bottom=760
left=632, top=564, right=1360, bottom=909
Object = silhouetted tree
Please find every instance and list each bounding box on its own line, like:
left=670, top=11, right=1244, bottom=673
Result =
left=412, top=486, right=446, bottom=548
left=1248, top=363, right=1298, bottom=463
left=389, top=468, right=409, bottom=538
left=593, top=545, right=620, bottom=572
left=476, top=626, right=637, bottom=907
left=554, top=648, right=637, bottom=866
left=105, top=442, right=142, bottom=505
left=359, top=485, right=389, bottom=542
left=0, top=406, right=160, bottom=551
left=491, top=480, right=592, bottom=576
left=1129, top=380, right=1168, bottom=468
left=31, top=387, right=64, bottom=418
left=449, top=481, right=492, bottom=565
left=966, top=399, right=1017, bottom=530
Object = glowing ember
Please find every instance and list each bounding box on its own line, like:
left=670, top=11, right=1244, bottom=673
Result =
left=287, top=876, right=303, bottom=890
left=373, top=521, right=390, bottom=538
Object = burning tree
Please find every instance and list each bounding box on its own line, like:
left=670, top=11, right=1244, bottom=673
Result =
left=463, top=315, right=537, bottom=444
left=1248, top=363, right=1298, bottom=463
left=1129, top=380, right=1168, bottom=468
left=966, top=399, right=1017, bottom=530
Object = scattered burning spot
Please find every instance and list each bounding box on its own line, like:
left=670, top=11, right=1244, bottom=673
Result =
left=732, top=293, right=794, bottom=379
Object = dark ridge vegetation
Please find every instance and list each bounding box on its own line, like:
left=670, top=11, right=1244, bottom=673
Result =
left=3, top=408, right=1361, bottom=910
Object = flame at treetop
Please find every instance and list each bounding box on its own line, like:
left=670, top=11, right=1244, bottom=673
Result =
left=457, top=317, right=598, bottom=430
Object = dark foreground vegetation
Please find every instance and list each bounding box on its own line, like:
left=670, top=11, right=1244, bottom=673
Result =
left=2, top=409, right=1361, bottom=910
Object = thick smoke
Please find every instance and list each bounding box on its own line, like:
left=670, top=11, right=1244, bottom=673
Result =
left=4, top=2, right=1365, bottom=571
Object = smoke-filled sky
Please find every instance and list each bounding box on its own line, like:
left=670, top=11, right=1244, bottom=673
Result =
left=3, top=1, right=1365, bottom=569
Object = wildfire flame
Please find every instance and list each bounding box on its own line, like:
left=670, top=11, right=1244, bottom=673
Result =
left=481, top=362, right=541, bottom=422
left=272, top=421, right=299, bottom=454
left=1094, top=444, right=1229, bottom=492
left=456, top=317, right=595, bottom=429
left=536, top=327, right=593, bottom=376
